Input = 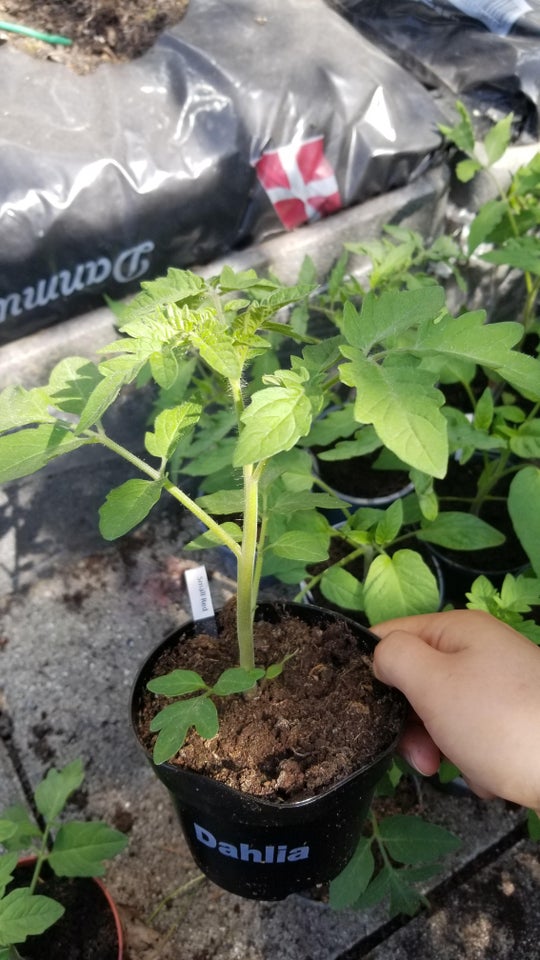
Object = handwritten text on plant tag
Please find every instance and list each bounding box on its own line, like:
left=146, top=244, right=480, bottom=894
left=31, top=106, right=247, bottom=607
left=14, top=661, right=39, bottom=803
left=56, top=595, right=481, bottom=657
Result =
left=185, top=565, right=215, bottom=624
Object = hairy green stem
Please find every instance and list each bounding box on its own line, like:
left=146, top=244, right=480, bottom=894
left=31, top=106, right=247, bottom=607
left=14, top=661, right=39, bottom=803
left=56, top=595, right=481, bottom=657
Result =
left=92, top=430, right=242, bottom=558
left=236, top=465, right=258, bottom=671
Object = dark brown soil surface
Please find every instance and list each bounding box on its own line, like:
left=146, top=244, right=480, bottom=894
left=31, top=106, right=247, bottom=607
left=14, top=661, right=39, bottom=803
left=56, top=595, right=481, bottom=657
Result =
left=0, top=0, right=189, bottom=74
left=134, top=599, right=404, bottom=803
left=13, top=863, right=120, bottom=960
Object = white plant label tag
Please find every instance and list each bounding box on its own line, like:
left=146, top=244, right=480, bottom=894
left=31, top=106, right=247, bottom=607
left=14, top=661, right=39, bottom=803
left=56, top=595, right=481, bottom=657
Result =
left=185, top=566, right=215, bottom=623
left=420, top=0, right=531, bottom=34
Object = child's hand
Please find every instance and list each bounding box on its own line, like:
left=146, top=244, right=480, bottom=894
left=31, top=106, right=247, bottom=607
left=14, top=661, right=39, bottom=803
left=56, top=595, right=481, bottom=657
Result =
left=372, top=610, right=540, bottom=810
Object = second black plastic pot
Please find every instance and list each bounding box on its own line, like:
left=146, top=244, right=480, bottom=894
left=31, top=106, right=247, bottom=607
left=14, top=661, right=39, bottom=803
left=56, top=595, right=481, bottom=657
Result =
left=130, top=601, right=405, bottom=900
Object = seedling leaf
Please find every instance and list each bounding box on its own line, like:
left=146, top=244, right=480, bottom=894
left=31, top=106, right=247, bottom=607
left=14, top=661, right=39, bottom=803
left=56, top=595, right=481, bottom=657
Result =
left=147, top=670, right=207, bottom=697
left=0, top=890, right=64, bottom=945
left=34, top=759, right=85, bottom=823
left=99, top=479, right=164, bottom=540
left=49, top=822, right=128, bottom=877
left=212, top=667, right=265, bottom=696
left=329, top=838, right=374, bottom=909
left=378, top=814, right=461, bottom=864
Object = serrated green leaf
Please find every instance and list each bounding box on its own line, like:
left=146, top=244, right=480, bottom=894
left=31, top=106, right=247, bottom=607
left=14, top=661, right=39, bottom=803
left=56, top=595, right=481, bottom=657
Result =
left=271, top=491, right=346, bottom=514
left=34, top=759, right=84, bottom=823
left=0, top=385, right=55, bottom=433
left=271, top=530, right=330, bottom=563
left=468, top=199, right=507, bottom=253
left=0, top=808, right=41, bottom=854
left=508, top=467, right=540, bottom=576
left=49, top=358, right=104, bottom=417
left=152, top=697, right=219, bottom=763
left=195, top=490, right=244, bottom=515
left=329, top=838, right=374, bottom=910
left=0, top=890, right=64, bottom=945
left=184, top=522, right=242, bottom=551
left=339, top=354, right=448, bottom=477
left=379, top=814, right=461, bottom=864
left=456, top=158, right=482, bottom=183
left=149, top=349, right=179, bottom=390
left=375, top=499, right=403, bottom=546
left=483, top=113, right=513, bottom=166
left=120, top=269, right=206, bottom=324
left=305, top=405, right=359, bottom=448
left=49, top=821, right=128, bottom=877
left=482, top=236, right=540, bottom=275
left=414, top=308, right=522, bottom=370
left=212, top=667, right=265, bottom=696
left=418, top=512, right=506, bottom=550
left=498, top=353, right=540, bottom=401
left=320, top=567, right=365, bottom=612
left=0, top=855, right=18, bottom=896
left=509, top=421, right=540, bottom=458
left=351, top=865, right=391, bottom=909
left=234, top=386, right=312, bottom=466
left=387, top=870, right=425, bottom=917
left=0, top=425, right=90, bottom=484
left=439, top=102, right=476, bottom=154
left=146, top=670, right=207, bottom=697
left=316, top=430, right=381, bottom=462
left=75, top=368, right=133, bottom=434
left=0, top=824, right=16, bottom=844
left=342, top=287, right=446, bottom=352
left=145, top=401, right=202, bottom=461
left=98, top=479, right=163, bottom=540
left=364, top=550, right=440, bottom=624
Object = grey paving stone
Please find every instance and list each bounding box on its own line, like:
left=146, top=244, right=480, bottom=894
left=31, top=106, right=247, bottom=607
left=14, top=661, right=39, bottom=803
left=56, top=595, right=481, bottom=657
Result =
left=361, top=840, right=540, bottom=960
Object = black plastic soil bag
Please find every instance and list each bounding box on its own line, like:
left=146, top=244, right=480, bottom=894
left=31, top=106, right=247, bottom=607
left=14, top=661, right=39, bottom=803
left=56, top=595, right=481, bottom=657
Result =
left=0, top=0, right=443, bottom=343
left=335, top=0, right=540, bottom=138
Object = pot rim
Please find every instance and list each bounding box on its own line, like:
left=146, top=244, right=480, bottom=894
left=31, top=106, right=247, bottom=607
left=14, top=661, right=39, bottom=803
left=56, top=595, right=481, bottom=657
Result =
left=130, top=600, right=406, bottom=811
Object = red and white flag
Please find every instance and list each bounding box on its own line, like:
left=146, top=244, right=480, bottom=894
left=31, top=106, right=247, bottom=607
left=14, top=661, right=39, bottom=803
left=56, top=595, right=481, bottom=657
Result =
left=254, top=136, right=342, bottom=230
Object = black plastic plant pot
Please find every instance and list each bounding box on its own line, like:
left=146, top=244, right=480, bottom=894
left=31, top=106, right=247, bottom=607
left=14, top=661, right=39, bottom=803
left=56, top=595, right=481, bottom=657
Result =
left=130, top=602, right=405, bottom=901
left=425, top=542, right=529, bottom=608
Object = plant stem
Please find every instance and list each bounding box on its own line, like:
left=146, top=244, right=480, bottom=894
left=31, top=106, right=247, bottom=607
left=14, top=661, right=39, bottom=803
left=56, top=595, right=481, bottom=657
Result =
left=93, top=430, right=242, bottom=558
left=236, top=465, right=258, bottom=671
left=229, top=377, right=258, bottom=671
left=29, top=823, right=52, bottom=895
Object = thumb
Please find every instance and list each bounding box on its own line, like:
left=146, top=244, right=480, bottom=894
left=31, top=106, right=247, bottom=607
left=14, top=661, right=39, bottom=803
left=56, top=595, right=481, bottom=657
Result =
left=373, top=629, right=444, bottom=706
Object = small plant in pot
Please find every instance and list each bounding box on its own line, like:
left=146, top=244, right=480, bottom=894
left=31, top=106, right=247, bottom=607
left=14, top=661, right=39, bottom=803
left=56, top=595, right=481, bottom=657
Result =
left=294, top=497, right=443, bottom=627
left=0, top=759, right=127, bottom=960
left=0, top=267, right=406, bottom=902
left=415, top=381, right=540, bottom=606
left=284, top=274, right=540, bottom=621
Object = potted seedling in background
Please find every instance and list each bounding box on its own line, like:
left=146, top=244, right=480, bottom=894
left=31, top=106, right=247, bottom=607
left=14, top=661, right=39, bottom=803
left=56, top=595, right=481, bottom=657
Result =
left=0, top=267, right=406, bottom=901
left=294, top=497, right=443, bottom=627
left=0, top=759, right=127, bottom=960
left=439, top=101, right=540, bottom=339
left=416, top=381, right=540, bottom=604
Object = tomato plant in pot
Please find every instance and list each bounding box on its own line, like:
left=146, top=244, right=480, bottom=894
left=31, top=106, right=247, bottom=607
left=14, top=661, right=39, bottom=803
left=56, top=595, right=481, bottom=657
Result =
left=294, top=497, right=444, bottom=627
left=0, top=759, right=127, bottom=960
left=415, top=380, right=540, bottom=608
left=0, top=267, right=406, bottom=901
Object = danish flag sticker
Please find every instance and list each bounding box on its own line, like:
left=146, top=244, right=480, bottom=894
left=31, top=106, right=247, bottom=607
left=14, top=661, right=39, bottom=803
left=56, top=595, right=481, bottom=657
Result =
left=254, top=136, right=342, bottom=230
